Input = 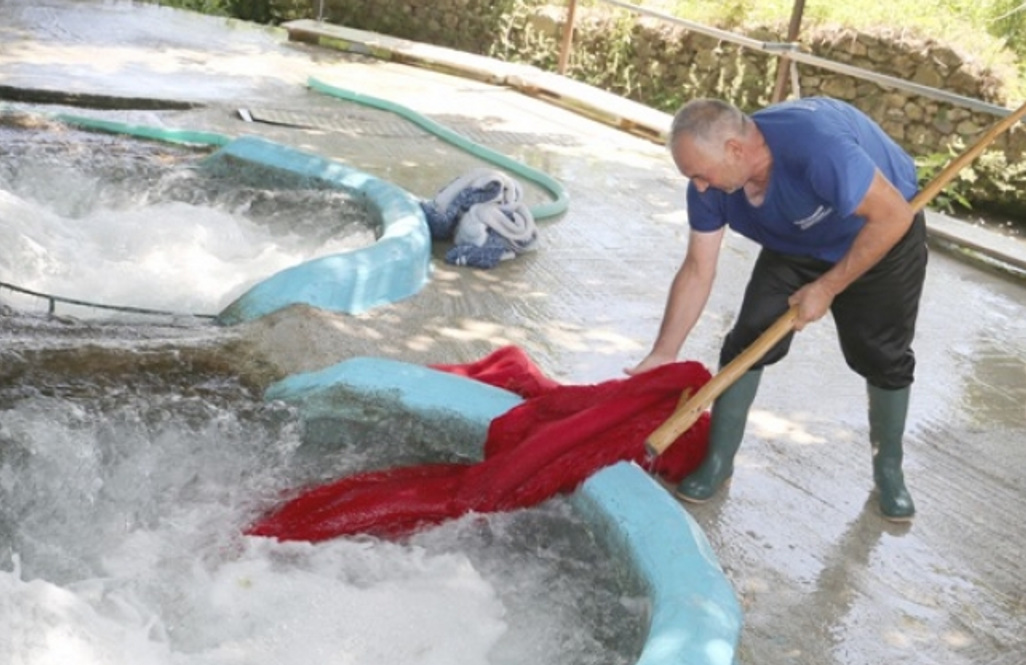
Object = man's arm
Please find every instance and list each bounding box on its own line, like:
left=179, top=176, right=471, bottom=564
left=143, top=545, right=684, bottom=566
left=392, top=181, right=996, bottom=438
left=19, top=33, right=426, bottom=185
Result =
left=788, top=169, right=916, bottom=330
left=626, top=227, right=724, bottom=375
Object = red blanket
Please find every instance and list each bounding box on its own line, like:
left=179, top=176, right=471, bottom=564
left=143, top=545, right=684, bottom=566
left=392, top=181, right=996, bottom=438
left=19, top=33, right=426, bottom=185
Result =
left=246, top=346, right=711, bottom=541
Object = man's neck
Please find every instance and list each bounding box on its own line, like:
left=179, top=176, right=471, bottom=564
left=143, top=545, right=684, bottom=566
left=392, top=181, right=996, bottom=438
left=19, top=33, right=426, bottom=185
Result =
left=742, top=127, right=772, bottom=206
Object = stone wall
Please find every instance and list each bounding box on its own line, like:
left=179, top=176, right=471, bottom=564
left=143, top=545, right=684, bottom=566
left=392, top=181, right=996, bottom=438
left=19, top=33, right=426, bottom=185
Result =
left=282, top=0, right=1026, bottom=212
left=282, top=0, right=529, bottom=53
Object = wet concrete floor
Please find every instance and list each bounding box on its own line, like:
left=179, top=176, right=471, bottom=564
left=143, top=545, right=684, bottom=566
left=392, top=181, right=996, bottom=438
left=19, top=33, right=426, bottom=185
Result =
left=1, top=2, right=1024, bottom=663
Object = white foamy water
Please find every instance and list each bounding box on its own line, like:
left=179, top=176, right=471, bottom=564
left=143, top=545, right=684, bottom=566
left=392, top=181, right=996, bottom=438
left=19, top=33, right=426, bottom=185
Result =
left=0, top=387, right=644, bottom=665
left=0, top=393, right=505, bottom=665
left=2, top=536, right=506, bottom=665
left=0, top=186, right=371, bottom=318
left=1, top=126, right=644, bottom=664
left=0, top=135, right=378, bottom=319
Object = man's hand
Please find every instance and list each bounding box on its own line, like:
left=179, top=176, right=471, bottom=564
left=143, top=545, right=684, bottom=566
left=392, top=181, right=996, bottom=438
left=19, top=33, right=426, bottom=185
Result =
left=787, top=280, right=835, bottom=331
left=792, top=170, right=915, bottom=332
left=624, top=351, right=677, bottom=376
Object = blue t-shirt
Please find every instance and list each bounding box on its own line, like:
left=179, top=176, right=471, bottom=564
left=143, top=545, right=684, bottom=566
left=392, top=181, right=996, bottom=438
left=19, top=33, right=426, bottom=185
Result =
left=686, top=97, right=918, bottom=263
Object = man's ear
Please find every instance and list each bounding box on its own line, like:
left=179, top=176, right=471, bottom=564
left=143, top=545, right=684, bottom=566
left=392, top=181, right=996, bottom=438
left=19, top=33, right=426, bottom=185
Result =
left=723, top=137, right=744, bottom=160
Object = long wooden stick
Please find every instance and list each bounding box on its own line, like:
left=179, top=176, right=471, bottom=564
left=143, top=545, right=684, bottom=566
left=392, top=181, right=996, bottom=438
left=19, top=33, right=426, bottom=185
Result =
left=645, top=98, right=1026, bottom=456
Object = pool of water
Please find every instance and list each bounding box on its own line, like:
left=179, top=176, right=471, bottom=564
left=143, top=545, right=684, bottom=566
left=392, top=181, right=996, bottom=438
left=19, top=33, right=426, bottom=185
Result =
left=0, top=114, right=376, bottom=319
left=0, top=97, right=739, bottom=665
left=0, top=338, right=648, bottom=665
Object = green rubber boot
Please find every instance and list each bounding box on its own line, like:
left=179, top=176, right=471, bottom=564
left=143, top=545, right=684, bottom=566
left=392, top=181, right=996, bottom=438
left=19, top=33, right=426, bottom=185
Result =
left=676, top=369, right=763, bottom=503
left=868, top=384, right=915, bottom=522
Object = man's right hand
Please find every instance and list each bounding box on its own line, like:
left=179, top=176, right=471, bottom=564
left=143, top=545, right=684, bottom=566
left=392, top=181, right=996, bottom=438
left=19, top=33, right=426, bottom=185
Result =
left=624, top=351, right=677, bottom=377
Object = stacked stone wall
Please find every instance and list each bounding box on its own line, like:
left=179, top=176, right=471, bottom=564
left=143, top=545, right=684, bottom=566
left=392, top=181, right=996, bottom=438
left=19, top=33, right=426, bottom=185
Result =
left=281, top=0, right=1026, bottom=211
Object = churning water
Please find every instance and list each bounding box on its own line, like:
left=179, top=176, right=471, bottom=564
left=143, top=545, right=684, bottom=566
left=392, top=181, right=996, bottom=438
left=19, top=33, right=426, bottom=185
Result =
left=0, top=113, right=649, bottom=665
left=0, top=359, right=647, bottom=665
left=0, top=115, right=376, bottom=319
left=0, top=118, right=647, bottom=662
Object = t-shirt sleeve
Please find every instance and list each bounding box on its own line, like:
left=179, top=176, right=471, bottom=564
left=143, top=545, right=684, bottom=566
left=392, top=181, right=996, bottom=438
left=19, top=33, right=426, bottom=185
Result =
left=686, top=183, right=728, bottom=232
left=806, top=137, right=877, bottom=218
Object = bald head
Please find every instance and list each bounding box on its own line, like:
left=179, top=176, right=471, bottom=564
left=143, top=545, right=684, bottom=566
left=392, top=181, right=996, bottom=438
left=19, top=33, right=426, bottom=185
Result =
left=668, top=99, right=747, bottom=152
left=667, top=99, right=766, bottom=196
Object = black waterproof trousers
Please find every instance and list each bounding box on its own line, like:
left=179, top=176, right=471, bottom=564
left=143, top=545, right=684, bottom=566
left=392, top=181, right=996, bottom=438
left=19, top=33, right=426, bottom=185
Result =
left=720, top=212, right=928, bottom=390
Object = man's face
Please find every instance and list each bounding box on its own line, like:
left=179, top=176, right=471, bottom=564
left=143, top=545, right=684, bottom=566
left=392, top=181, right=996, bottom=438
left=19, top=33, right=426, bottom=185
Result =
left=671, top=133, right=745, bottom=195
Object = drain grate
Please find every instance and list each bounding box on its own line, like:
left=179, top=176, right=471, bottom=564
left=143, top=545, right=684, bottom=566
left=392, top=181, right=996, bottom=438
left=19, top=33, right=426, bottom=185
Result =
left=239, top=107, right=429, bottom=138
left=239, top=107, right=581, bottom=147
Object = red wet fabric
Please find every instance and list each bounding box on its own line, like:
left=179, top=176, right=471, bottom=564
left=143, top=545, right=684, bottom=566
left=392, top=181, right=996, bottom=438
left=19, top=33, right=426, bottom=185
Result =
left=246, top=346, right=711, bottom=542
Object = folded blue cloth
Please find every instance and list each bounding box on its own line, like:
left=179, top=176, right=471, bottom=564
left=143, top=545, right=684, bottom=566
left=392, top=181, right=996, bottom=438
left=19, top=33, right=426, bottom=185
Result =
left=420, top=169, right=538, bottom=269
left=420, top=179, right=504, bottom=241
left=445, top=229, right=513, bottom=269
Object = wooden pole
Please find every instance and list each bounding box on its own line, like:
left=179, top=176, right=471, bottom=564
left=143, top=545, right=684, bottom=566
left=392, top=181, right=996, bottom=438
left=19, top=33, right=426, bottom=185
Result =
left=558, top=0, right=579, bottom=75
left=771, top=0, right=806, bottom=103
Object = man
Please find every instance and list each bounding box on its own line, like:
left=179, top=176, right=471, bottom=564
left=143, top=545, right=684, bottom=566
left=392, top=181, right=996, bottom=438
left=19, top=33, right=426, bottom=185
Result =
left=627, top=97, right=928, bottom=522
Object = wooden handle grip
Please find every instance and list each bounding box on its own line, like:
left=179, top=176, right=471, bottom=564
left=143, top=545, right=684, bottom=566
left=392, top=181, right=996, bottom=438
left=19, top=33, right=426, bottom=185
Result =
left=645, top=99, right=1026, bottom=457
